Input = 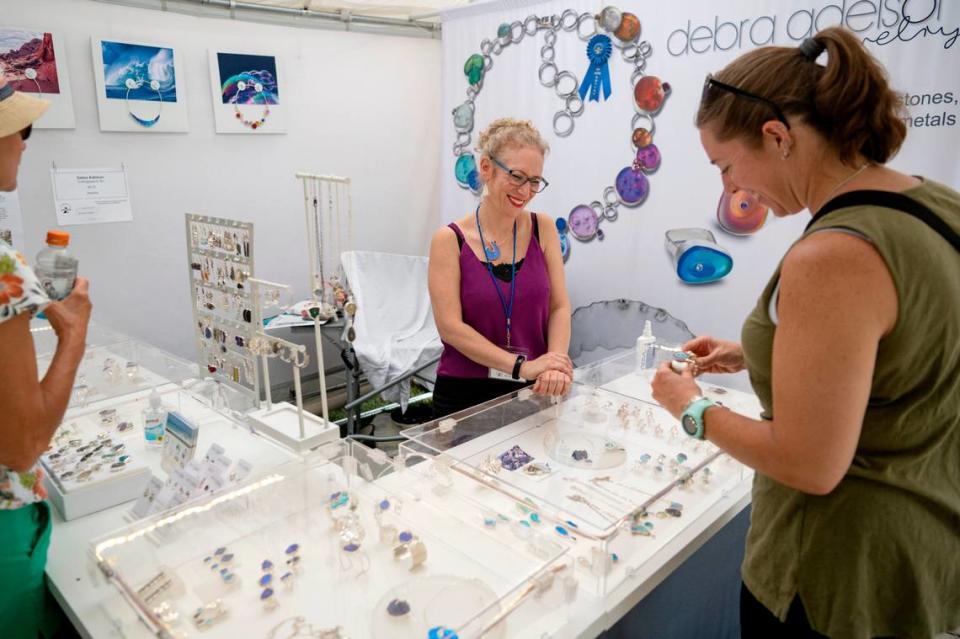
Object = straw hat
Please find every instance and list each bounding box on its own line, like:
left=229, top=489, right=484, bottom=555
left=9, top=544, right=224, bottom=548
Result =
left=0, top=76, right=49, bottom=138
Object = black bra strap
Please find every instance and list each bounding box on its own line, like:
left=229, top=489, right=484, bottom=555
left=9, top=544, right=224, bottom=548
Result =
left=808, top=190, right=960, bottom=253
left=530, top=212, right=540, bottom=242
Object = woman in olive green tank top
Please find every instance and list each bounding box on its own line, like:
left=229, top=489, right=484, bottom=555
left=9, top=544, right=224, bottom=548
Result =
left=651, top=27, right=960, bottom=639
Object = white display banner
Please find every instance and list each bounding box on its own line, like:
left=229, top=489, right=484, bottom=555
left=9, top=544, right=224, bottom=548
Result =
left=51, top=166, right=133, bottom=226
left=0, top=190, right=25, bottom=248
left=440, top=0, right=960, bottom=347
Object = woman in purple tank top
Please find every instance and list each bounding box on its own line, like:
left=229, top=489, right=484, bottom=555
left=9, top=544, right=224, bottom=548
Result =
left=428, top=118, right=572, bottom=418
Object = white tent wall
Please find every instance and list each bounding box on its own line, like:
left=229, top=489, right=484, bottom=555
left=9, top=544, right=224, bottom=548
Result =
left=441, top=0, right=960, bottom=356
left=7, top=0, right=442, bottom=360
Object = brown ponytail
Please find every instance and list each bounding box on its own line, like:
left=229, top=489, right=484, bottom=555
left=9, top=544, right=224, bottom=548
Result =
left=696, top=27, right=907, bottom=165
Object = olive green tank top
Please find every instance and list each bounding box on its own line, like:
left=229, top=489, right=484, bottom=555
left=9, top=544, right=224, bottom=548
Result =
left=740, top=179, right=960, bottom=639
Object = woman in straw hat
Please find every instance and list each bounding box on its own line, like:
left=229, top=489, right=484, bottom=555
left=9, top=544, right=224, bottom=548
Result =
left=0, top=76, right=92, bottom=638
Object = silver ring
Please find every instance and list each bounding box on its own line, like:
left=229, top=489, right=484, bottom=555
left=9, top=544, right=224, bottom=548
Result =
left=576, top=12, right=597, bottom=40
left=483, top=54, right=493, bottom=71
left=555, top=71, right=578, bottom=99
left=638, top=41, right=653, bottom=58
left=621, top=44, right=640, bottom=62
left=603, top=204, right=619, bottom=222
left=453, top=142, right=468, bottom=155
left=553, top=110, right=574, bottom=137
left=466, top=85, right=479, bottom=99
left=544, top=30, right=557, bottom=46
left=631, top=112, right=655, bottom=137
left=524, top=15, right=539, bottom=36
left=510, top=21, right=524, bottom=44
left=538, top=62, right=558, bottom=87
left=633, top=56, right=648, bottom=74
left=631, top=65, right=647, bottom=85
left=480, top=39, right=493, bottom=55
left=560, top=9, right=578, bottom=31
left=493, top=40, right=503, bottom=55
left=590, top=201, right=605, bottom=219
left=456, top=132, right=472, bottom=145
left=565, top=94, right=585, bottom=116
left=540, top=45, right=555, bottom=62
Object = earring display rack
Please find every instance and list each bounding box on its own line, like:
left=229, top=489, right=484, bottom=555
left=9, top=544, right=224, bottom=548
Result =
left=185, top=214, right=260, bottom=400
left=244, top=277, right=338, bottom=452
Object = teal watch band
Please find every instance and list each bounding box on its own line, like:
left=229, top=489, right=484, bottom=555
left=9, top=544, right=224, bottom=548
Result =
left=680, top=397, right=715, bottom=440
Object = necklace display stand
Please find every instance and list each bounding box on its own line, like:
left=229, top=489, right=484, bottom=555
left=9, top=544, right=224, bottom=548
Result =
left=295, top=172, right=356, bottom=431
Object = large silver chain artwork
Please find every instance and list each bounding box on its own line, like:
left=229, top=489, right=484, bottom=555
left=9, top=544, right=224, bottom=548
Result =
left=451, top=7, right=671, bottom=259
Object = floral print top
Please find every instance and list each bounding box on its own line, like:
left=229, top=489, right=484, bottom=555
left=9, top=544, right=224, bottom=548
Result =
left=0, top=241, right=50, bottom=509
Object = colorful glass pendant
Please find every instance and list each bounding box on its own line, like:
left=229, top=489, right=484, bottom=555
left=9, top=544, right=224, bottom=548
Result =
left=463, top=54, right=485, bottom=85
left=429, top=627, right=459, bottom=639
left=599, top=6, right=622, bottom=32
left=716, top=189, right=768, bottom=235
left=634, top=76, right=670, bottom=113
left=632, top=127, right=653, bottom=148
left=452, top=102, right=474, bottom=132
left=482, top=239, right=500, bottom=261
left=454, top=154, right=481, bottom=193
left=635, top=144, right=661, bottom=173
left=568, top=205, right=601, bottom=241
left=125, top=77, right=163, bottom=128
left=615, top=166, right=650, bottom=205
left=614, top=13, right=641, bottom=42
left=497, top=23, right=511, bottom=39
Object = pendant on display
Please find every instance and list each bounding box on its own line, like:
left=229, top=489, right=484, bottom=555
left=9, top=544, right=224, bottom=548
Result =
left=664, top=228, right=733, bottom=284
left=23, top=67, right=43, bottom=95
left=568, top=204, right=602, bottom=241
left=454, top=154, right=481, bottom=193
left=125, top=77, right=163, bottom=128
left=716, top=189, right=768, bottom=235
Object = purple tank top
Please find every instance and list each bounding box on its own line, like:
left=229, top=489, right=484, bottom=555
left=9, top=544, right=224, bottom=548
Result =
left=438, top=212, right=551, bottom=378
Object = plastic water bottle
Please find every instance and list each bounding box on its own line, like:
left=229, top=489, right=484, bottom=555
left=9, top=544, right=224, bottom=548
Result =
left=34, top=230, right=78, bottom=301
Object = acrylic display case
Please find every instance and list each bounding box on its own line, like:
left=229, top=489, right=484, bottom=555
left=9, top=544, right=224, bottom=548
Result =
left=36, top=337, right=203, bottom=410
left=401, top=380, right=754, bottom=597
left=30, top=318, right=130, bottom=359
left=90, top=440, right=575, bottom=638
left=43, top=382, right=280, bottom=521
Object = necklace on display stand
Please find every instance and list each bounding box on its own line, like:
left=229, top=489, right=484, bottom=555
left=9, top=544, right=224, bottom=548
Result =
left=452, top=6, right=669, bottom=260
left=233, top=79, right=270, bottom=130
left=125, top=77, right=163, bottom=128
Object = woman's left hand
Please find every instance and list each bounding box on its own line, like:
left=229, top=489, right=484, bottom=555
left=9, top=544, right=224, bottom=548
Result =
left=651, top=362, right=702, bottom=419
left=532, top=369, right=571, bottom=396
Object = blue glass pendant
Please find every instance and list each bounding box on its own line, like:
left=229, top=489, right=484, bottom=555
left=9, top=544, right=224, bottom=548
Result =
left=665, top=228, right=733, bottom=284
left=483, top=240, right=500, bottom=261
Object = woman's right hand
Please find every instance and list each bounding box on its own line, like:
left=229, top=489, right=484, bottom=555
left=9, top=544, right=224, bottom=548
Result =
left=520, top=351, right=573, bottom=381
left=43, top=277, right=92, bottom=346
left=682, top=335, right=744, bottom=375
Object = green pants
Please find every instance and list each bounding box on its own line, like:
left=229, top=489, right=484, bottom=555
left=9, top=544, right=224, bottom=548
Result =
left=0, top=501, right=61, bottom=639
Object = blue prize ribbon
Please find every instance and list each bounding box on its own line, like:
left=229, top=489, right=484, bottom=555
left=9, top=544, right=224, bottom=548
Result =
left=475, top=205, right=517, bottom=347
left=579, top=34, right=613, bottom=102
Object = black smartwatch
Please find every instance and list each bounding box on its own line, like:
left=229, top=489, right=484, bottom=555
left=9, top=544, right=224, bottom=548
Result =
left=512, top=354, right=526, bottom=380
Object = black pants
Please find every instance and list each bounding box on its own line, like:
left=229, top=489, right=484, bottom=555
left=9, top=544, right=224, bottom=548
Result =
left=740, top=583, right=827, bottom=639
left=432, top=375, right=530, bottom=419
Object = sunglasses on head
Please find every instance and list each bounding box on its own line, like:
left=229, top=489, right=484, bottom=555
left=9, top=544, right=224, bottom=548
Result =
left=701, top=74, right=791, bottom=129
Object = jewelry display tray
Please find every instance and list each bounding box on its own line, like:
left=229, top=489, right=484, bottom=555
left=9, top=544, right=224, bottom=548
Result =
left=90, top=440, right=575, bottom=639
left=401, top=349, right=762, bottom=598
left=43, top=382, right=284, bottom=521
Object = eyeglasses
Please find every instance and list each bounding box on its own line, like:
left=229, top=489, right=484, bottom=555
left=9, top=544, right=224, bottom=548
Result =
left=490, top=156, right=549, bottom=193
left=701, top=74, right=791, bottom=129
left=20, top=125, right=32, bottom=141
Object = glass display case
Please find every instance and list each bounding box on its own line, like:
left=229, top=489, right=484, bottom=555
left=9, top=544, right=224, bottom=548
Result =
left=36, top=336, right=203, bottom=410
left=401, top=379, right=752, bottom=597
left=90, top=440, right=575, bottom=639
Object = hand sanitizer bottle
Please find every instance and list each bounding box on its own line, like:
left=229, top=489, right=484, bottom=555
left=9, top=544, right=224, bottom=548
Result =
left=636, top=320, right=655, bottom=372
left=143, top=388, right=167, bottom=446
